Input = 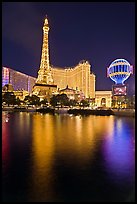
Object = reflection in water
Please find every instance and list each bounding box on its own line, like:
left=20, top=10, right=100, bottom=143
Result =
left=2, top=112, right=10, bottom=173
left=29, top=113, right=56, bottom=201
left=2, top=112, right=135, bottom=202
left=103, top=117, right=135, bottom=179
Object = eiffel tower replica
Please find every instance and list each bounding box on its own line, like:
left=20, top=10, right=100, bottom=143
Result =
left=32, top=17, right=57, bottom=100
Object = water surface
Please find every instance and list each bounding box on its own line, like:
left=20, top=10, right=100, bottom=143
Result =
left=2, top=112, right=135, bottom=202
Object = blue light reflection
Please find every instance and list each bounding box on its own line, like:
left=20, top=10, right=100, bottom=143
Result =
left=103, top=118, right=135, bottom=181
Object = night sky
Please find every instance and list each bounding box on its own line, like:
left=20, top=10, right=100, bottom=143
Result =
left=2, top=2, right=135, bottom=94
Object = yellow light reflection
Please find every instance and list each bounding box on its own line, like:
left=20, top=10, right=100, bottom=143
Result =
left=28, top=114, right=116, bottom=201
left=104, top=115, right=115, bottom=140
left=29, top=113, right=56, bottom=201
left=17, top=113, right=31, bottom=139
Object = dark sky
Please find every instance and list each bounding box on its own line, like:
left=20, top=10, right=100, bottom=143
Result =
left=2, top=2, right=135, bottom=94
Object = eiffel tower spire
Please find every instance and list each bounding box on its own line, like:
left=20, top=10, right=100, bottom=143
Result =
left=36, top=16, right=53, bottom=84
left=32, top=17, right=57, bottom=99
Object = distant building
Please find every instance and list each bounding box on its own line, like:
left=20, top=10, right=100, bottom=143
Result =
left=59, top=85, right=85, bottom=101
left=2, top=67, right=36, bottom=93
left=3, top=90, right=29, bottom=101
left=95, top=91, right=112, bottom=108
left=2, top=83, right=29, bottom=100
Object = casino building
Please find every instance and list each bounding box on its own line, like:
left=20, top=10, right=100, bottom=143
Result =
left=2, top=18, right=95, bottom=99
left=2, top=17, right=115, bottom=108
left=32, top=17, right=96, bottom=99
left=2, top=67, right=36, bottom=93
left=51, top=60, right=95, bottom=98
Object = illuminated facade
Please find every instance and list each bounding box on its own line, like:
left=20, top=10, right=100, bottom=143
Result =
left=33, top=17, right=95, bottom=99
left=51, top=60, right=95, bottom=98
left=59, top=85, right=85, bottom=101
left=2, top=67, right=36, bottom=93
left=2, top=83, right=29, bottom=101
left=95, top=91, right=112, bottom=108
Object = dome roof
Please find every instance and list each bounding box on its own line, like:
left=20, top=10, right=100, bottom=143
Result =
left=109, top=58, right=130, bottom=68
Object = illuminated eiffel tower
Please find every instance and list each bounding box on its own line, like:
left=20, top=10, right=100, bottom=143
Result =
left=32, top=17, right=57, bottom=99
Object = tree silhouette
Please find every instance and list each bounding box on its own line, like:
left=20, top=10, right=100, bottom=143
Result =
left=2, top=92, right=16, bottom=106
left=40, top=98, right=48, bottom=106
left=50, top=94, right=69, bottom=107
left=24, top=94, right=40, bottom=106
left=80, top=99, right=89, bottom=108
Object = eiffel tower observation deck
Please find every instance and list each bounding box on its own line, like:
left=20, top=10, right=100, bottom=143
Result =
left=32, top=17, right=57, bottom=99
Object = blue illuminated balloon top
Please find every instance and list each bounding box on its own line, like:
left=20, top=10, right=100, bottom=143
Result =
left=107, top=59, right=133, bottom=84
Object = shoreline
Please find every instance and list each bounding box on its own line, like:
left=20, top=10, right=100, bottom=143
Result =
left=2, top=107, right=135, bottom=117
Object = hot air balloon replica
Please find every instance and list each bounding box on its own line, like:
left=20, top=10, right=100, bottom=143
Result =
left=107, top=58, right=133, bottom=108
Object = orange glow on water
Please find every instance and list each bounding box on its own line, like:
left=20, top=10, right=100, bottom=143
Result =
left=29, top=113, right=56, bottom=201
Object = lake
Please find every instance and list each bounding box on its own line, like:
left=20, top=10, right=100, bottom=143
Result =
left=2, top=111, right=135, bottom=202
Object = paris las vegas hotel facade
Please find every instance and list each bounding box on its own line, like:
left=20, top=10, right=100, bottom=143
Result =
left=2, top=18, right=112, bottom=107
